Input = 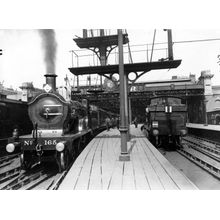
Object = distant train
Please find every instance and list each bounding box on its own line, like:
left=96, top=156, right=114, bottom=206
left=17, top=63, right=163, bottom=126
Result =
left=144, top=96, right=187, bottom=150
left=0, top=98, right=32, bottom=139
left=6, top=74, right=117, bottom=172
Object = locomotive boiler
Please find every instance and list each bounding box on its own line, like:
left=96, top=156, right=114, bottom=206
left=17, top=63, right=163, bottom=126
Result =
left=6, top=73, right=113, bottom=171
left=145, top=96, right=187, bottom=150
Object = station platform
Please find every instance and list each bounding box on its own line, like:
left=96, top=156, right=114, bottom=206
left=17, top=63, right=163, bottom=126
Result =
left=186, top=123, right=220, bottom=143
left=58, top=125, right=197, bottom=190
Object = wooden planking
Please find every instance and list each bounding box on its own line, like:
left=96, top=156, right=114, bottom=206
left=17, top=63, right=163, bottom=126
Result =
left=139, top=138, right=178, bottom=189
left=130, top=139, right=150, bottom=190
left=122, top=159, right=136, bottom=190
left=59, top=138, right=98, bottom=190
left=135, top=138, right=164, bottom=189
left=88, top=136, right=104, bottom=189
left=142, top=138, right=198, bottom=190
left=74, top=137, right=102, bottom=190
left=108, top=160, right=124, bottom=190
left=59, top=125, right=197, bottom=190
left=102, top=137, right=119, bottom=189
left=102, top=131, right=123, bottom=190
left=72, top=137, right=97, bottom=168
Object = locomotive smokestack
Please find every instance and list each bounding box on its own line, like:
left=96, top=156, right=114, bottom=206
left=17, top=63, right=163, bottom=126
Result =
left=44, top=73, right=57, bottom=91
left=39, top=29, right=57, bottom=91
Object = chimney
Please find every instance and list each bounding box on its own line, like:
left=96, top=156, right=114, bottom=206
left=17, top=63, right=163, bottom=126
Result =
left=44, top=73, right=57, bottom=91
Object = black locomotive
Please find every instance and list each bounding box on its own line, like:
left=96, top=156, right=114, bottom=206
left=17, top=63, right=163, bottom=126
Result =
left=6, top=73, right=116, bottom=171
left=145, top=96, right=187, bottom=150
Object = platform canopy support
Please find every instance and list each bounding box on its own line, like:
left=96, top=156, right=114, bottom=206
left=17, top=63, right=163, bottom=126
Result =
left=118, top=29, right=130, bottom=161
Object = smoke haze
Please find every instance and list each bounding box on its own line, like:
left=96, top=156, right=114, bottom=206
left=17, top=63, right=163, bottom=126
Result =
left=39, top=29, right=57, bottom=73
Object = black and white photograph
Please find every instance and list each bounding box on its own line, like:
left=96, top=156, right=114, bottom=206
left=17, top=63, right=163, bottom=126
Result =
left=1, top=28, right=220, bottom=190
left=1, top=1, right=220, bottom=219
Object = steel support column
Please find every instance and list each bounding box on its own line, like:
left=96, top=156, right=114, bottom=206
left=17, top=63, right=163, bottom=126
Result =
left=204, top=98, right=208, bottom=125
left=99, top=45, right=107, bottom=89
left=128, top=97, right=132, bottom=125
left=83, top=29, right=87, bottom=38
left=166, top=29, right=173, bottom=60
left=118, top=29, right=130, bottom=161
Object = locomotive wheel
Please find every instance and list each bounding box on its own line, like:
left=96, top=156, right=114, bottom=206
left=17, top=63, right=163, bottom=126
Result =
left=58, top=150, right=69, bottom=172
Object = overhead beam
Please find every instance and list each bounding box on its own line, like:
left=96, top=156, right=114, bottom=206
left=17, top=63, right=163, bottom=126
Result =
left=69, top=60, right=181, bottom=76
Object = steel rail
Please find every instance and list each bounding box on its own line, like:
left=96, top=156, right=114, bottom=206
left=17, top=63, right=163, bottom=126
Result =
left=177, top=147, right=220, bottom=179
left=0, top=167, right=21, bottom=185
left=185, top=135, right=220, bottom=149
left=20, top=172, right=56, bottom=190
left=0, top=153, right=20, bottom=165
left=1, top=168, right=45, bottom=190
left=177, top=137, right=220, bottom=179
left=182, top=137, right=220, bottom=159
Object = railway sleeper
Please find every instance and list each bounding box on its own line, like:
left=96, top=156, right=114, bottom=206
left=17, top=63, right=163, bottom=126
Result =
left=186, top=144, right=220, bottom=162
left=184, top=136, right=220, bottom=153
left=4, top=170, right=45, bottom=190
left=177, top=149, right=220, bottom=179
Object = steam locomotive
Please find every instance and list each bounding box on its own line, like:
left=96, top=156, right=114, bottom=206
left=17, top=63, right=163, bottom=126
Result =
left=145, top=96, right=187, bottom=150
left=6, top=73, right=116, bottom=172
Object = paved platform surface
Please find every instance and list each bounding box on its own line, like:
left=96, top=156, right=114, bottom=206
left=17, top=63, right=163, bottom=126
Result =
left=186, top=123, right=220, bottom=131
left=58, top=125, right=197, bottom=190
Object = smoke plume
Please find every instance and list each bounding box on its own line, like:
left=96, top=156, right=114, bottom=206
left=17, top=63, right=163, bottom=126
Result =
left=39, top=29, right=57, bottom=73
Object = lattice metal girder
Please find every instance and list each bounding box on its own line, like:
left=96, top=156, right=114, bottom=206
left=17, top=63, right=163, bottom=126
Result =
left=68, top=60, right=182, bottom=76
left=71, top=88, right=204, bottom=103
left=131, top=83, right=204, bottom=92
left=129, top=89, right=204, bottom=99
left=73, top=34, right=129, bottom=48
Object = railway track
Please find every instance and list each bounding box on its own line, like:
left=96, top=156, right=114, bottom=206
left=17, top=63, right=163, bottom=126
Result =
left=0, top=161, right=72, bottom=190
left=0, top=166, right=21, bottom=185
left=0, top=153, right=20, bottom=168
left=187, top=135, right=220, bottom=149
left=0, top=165, right=56, bottom=190
left=32, top=157, right=76, bottom=190
left=177, top=136, right=220, bottom=179
left=0, top=142, right=78, bottom=190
